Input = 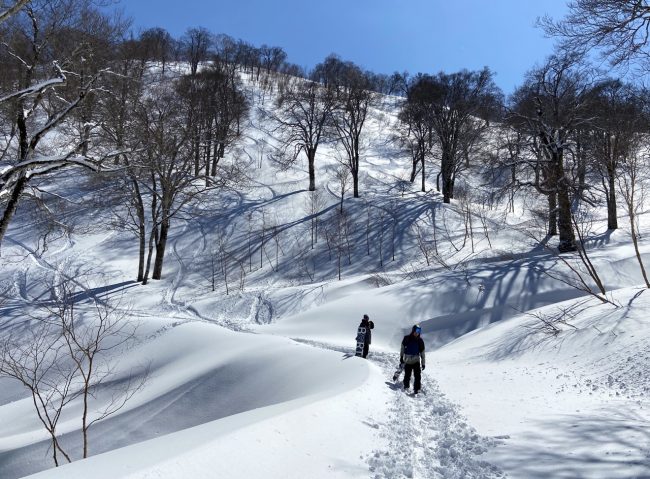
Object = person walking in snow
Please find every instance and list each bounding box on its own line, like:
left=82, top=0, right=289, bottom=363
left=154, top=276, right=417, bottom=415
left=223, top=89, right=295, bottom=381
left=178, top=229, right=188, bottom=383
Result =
left=400, top=324, right=426, bottom=394
left=359, top=314, right=374, bottom=358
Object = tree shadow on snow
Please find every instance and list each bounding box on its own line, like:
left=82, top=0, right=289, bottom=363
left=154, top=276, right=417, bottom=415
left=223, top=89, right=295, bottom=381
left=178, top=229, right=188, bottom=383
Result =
left=393, top=251, right=589, bottom=349
left=492, top=409, right=650, bottom=479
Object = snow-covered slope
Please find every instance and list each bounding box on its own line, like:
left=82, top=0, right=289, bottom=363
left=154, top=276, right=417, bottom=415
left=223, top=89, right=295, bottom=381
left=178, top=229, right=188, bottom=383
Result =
left=2, top=68, right=650, bottom=479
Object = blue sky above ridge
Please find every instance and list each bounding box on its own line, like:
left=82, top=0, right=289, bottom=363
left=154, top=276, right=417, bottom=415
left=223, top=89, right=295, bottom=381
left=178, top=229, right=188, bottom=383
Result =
left=118, top=0, right=568, bottom=94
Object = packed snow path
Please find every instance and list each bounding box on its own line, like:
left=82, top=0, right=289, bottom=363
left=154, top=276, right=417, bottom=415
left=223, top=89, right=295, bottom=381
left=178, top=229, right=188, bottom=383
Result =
left=367, top=351, right=503, bottom=479
left=296, top=340, right=503, bottom=478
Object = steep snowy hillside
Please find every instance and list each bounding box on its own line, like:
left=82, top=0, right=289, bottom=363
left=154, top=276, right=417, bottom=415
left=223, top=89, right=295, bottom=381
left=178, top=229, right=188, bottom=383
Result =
left=2, top=66, right=650, bottom=479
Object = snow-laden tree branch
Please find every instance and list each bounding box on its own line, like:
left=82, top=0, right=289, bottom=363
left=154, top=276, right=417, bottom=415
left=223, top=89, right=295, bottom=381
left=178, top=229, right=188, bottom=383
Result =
left=0, top=66, right=113, bottom=246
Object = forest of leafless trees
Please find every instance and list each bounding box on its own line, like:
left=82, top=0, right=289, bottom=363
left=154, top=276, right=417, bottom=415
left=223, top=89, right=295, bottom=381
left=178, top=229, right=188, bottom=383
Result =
left=1, top=0, right=649, bottom=284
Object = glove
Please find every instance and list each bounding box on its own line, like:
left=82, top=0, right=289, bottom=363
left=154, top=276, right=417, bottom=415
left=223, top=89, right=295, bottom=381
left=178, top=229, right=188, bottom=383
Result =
left=422, top=364, right=426, bottom=370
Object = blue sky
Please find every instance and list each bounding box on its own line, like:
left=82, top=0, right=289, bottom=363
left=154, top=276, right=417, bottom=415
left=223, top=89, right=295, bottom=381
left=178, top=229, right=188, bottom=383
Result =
left=118, top=0, right=569, bottom=94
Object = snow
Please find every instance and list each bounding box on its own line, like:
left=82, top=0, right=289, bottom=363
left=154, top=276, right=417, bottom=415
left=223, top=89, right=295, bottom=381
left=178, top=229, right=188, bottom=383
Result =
left=2, top=66, right=650, bottom=478
left=434, top=291, right=650, bottom=478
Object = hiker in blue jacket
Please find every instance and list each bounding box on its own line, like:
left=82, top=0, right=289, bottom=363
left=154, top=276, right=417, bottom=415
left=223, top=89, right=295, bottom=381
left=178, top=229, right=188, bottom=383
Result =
left=400, top=324, right=426, bottom=393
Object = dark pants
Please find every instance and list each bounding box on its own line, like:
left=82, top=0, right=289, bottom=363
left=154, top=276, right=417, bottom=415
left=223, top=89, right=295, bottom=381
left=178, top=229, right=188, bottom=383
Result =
left=403, top=362, right=421, bottom=392
left=362, top=342, right=370, bottom=358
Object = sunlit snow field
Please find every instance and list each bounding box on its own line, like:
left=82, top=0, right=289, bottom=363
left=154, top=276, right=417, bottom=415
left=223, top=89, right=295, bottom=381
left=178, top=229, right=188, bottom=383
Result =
left=2, top=67, right=650, bottom=479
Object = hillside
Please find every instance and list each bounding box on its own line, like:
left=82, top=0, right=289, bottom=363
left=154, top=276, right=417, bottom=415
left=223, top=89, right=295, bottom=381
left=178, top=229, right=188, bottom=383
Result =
left=2, top=67, right=650, bottom=479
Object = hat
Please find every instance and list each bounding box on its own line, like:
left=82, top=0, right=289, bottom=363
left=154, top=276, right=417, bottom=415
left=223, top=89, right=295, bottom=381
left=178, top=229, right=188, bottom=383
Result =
left=412, top=324, right=421, bottom=334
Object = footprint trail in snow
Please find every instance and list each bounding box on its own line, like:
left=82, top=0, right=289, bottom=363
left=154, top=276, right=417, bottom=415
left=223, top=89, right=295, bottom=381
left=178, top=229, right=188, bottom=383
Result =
left=367, top=352, right=504, bottom=479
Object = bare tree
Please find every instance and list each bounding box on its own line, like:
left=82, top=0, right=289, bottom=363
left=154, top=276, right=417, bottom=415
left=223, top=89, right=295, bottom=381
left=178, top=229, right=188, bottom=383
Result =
left=266, top=74, right=335, bottom=191
left=387, top=200, right=399, bottom=262
left=520, top=303, right=582, bottom=336
left=179, top=61, right=248, bottom=179
left=246, top=210, right=254, bottom=272
left=181, top=27, right=212, bottom=76
left=571, top=207, right=608, bottom=299
left=259, top=44, right=287, bottom=76
left=395, top=173, right=411, bottom=197
left=430, top=205, right=439, bottom=256
left=138, top=27, right=175, bottom=74
left=456, top=187, right=475, bottom=253
left=407, top=69, right=502, bottom=203
left=0, top=275, right=147, bottom=464
left=257, top=209, right=279, bottom=271
left=0, top=0, right=125, bottom=248
left=0, top=320, right=75, bottom=465
left=475, top=193, right=494, bottom=249
left=333, top=163, right=351, bottom=213
left=617, top=151, right=650, bottom=288
left=507, top=53, right=597, bottom=252
left=412, top=218, right=434, bottom=266
left=56, top=281, right=146, bottom=459
left=540, top=0, right=650, bottom=69
left=212, top=228, right=233, bottom=295
left=491, top=126, right=525, bottom=214
left=364, top=199, right=371, bottom=256
left=291, top=232, right=316, bottom=282
left=133, top=82, right=200, bottom=281
left=270, top=221, right=283, bottom=272
left=398, top=73, right=435, bottom=192
left=586, top=79, right=647, bottom=230
left=95, top=50, right=148, bottom=282
left=377, top=206, right=386, bottom=268
left=329, top=61, right=375, bottom=198
left=324, top=210, right=349, bottom=280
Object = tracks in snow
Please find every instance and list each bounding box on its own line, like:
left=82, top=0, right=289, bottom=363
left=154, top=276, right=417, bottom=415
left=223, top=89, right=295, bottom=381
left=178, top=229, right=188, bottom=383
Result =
left=293, top=340, right=504, bottom=479
left=367, top=350, right=504, bottom=479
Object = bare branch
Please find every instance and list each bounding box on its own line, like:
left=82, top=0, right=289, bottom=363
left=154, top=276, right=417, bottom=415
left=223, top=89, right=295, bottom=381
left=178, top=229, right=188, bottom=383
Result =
left=0, top=0, right=29, bottom=24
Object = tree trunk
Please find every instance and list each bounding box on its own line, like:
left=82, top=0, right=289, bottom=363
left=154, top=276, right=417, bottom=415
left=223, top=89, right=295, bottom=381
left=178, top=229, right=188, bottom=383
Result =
left=420, top=149, right=426, bottom=193
left=204, top=134, right=213, bottom=180
left=308, top=147, right=316, bottom=191
left=556, top=165, right=576, bottom=252
left=0, top=173, right=28, bottom=247
left=352, top=158, right=360, bottom=198
left=629, top=204, right=650, bottom=288
left=547, top=192, right=558, bottom=236
left=606, top=161, right=618, bottom=230
left=81, top=375, right=91, bottom=458
left=152, top=218, right=170, bottom=280
left=441, top=149, right=454, bottom=203
left=130, top=178, right=146, bottom=282
left=193, top=132, right=200, bottom=177
left=442, top=180, right=453, bottom=204
left=137, top=213, right=146, bottom=282
left=142, top=224, right=158, bottom=285
left=410, top=155, right=418, bottom=182
left=211, top=142, right=225, bottom=176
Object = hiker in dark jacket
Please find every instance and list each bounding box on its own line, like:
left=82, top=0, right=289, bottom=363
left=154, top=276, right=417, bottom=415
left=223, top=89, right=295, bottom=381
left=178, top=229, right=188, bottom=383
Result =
left=400, top=324, right=426, bottom=393
left=359, top=314, right=375, bottom=358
